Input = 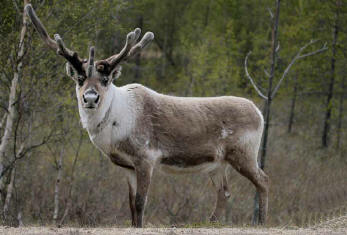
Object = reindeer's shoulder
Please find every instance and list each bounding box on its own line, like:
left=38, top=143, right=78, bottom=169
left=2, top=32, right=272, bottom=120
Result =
left=120, top=83, right=159, bottom=105
left=121, top=83, right=156, bottom=96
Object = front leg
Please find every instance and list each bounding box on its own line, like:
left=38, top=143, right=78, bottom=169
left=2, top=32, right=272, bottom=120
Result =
left=134, top=160, right=153, bottom=228
left=125, top=170, right=137, bottom=226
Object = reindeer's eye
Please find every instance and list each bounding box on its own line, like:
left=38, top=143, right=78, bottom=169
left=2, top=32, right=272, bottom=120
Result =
left=77, top=76, right=85, bottom=87
left=96, top=64, right=105, bottom=73
left=101, top=76, right=109, bottom=86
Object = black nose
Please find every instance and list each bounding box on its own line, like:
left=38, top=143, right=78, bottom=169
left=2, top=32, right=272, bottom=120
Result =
left=83, top=89, right=99, bottom=105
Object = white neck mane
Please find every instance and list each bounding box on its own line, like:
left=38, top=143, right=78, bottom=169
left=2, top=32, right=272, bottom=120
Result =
left=76, top=84, right=137, bottom=140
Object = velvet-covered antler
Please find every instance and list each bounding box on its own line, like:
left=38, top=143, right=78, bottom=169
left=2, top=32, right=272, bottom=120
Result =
left=25, top=4, right=86, bottom=76
left=96, top=28, right=154, bottom=75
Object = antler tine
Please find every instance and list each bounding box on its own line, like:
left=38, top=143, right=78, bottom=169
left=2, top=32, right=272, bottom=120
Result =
left=87, top=46, right=95, bottom=78
left=133, top=28, right=142, bottom=45
left=128, top=32, right=154, bottom=57
left=25, top=4, right=85, bottom=76
left=107, top=28, right=141, bottom=65
left=53, top=34, right=74, bottom=58
left=95, top=29, right=154, bottom=75
left=25, top=4, right=58, bottom=50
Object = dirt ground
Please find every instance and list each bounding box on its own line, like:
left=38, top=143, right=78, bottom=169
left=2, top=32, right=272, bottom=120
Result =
left=1, top=215, right=346, bottom=235
left=0, top=227, right=346, bottom=235
left=0, top=226, right=346, bottom=235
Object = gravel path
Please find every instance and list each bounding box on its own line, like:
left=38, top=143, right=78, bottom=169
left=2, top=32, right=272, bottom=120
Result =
left=0, top=226, right=346, bottom=235
left=1, top=215, right=346, bottom=235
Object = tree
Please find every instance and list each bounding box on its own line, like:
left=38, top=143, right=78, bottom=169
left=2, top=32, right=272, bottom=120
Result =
left=336, top=61, right=345, bottom=150
left=287, top=73, right=298, bottom=133
left=244, top=0, right=327, bottom=224
left=0, top=0, right=30, bottom=205
left=322, top=0, right=341, bottom=148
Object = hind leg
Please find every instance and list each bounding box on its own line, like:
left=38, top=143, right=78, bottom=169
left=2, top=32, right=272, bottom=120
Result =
left=226, top=151, right=269, bottom=225
left=209, top=166, right=231, bottom=222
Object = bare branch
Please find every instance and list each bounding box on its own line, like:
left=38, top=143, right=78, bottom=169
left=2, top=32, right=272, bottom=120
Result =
left=244, top=51, right=268, bottom=100
left=264, top=69, right=270, bottom=78
left=0, top=102, right=8, bottom=112
left=0, top=132, right=52, bottom=180
left=271, top=40, right=328, bottom=98
left=267, top=7, right=274, bottom=19
left=297, top=42, right=328, bottom=59
left=276, top=41, right=280, bottom=53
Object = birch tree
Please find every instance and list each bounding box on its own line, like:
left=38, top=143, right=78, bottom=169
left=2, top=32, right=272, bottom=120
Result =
left=0, top=0, right=29, bottom=201
left=244, top=0, right=328, bottom=224
left=53, top=147, right=64, bottom=225
left=2, top=167, right=15, bottom=221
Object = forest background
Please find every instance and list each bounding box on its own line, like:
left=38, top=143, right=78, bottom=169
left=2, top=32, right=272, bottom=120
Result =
left=0, top=0, right=346, bottom=228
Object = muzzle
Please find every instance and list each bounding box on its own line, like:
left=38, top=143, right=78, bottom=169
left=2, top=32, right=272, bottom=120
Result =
left=82, top=89, right=99, bottom=109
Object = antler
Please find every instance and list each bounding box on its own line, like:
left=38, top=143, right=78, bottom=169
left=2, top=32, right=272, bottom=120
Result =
left=96, top=28, right=154, bottom=75
left=25, top=4, right=154, bottom=77
left=87, top=46, right=95, bottom=77
left=25, top=4, right=86, bottom=76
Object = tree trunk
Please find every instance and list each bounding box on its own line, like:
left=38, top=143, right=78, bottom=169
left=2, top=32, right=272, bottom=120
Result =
left=252, top=0, right=280, bottom=225
left=53, top=147, right=64, bottom=225
left=204, top=0, right=212, bottom=27
left=17, top=211, right=24, bottom=227
left=2, top=167, right=15, bottom=221
left=322, top=2, right=339, bottom=148
left=0, top=114, right=7, bottom=134
left=0, top=0, right=29, bottom=203
left=288, top=74, right=298, bottom=133
left=336, top=74, right=345, bottom=149
left=260, top=0, right=280, bottom=170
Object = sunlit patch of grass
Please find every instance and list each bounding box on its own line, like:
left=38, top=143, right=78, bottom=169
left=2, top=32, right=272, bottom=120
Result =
left=123, top=220, right=132, bottom=227
left=183, top=221, right=226, bottom=228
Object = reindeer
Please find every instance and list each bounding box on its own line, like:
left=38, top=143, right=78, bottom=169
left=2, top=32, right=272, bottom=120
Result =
left=25, top=4, right=269, bottom=227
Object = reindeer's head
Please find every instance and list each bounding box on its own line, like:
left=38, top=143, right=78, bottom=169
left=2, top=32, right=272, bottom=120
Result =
left=25, top=4, right=154, bottom=110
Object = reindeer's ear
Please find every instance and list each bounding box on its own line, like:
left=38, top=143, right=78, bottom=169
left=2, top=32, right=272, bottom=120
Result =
left=65, top=62, right=78, bottom=81
left=109, top=65, right=122, bottom=81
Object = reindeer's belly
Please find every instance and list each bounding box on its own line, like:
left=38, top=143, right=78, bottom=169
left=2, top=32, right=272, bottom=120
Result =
left=159, top=154, right=222, bottom=174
